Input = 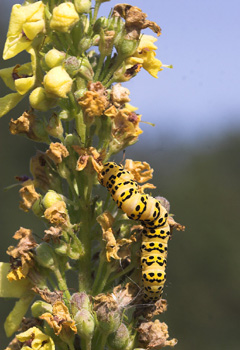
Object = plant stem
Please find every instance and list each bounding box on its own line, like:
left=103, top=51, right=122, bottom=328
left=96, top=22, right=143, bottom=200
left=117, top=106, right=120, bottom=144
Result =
left=94, top=53, right=105, bottom=82
left=81, top=337, right=92, bottom=350
left=92, top=253, right=113, bottom=295
left=54, top=267, right=71, bottom=304
left=93, top=1, right=101, bottom=23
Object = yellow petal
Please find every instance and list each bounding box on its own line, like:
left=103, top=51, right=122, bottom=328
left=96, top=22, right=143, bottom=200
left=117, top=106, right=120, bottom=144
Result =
left=138, top=34, right=158, bottom=51
left=15, top=76, right=35, bottom=95
left=142, top=51, right=163, bottom=78
left=4, top=292, right=34, bottom=337
left=0, top=67, right=16, bottom=90
left=0, top=93, right=25, bottom=118
left=0, top=262, right=31, bottom=298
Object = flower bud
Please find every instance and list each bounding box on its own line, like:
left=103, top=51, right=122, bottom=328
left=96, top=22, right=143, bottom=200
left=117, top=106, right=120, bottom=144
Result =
left=74, top=0, right=91, bottom=14
left=78, top=37, right=92, bottom=53
left=43, top=66, right=73, bottom=98
left=42, top=190, right=64, bottom=209
left=71, top=293, right=91, bottom=315
left=59, top=109, right=72, bottom=120
left=31, top=197, right=44, bottom=217
left=29, top=87, right=57, bottom=111
left=31, top=301, right=53, bottom=318
left=64, top=56, right=81, bottom=77
left=54, top=240, right=68, bottom=256
left=116, top=38, right=139, bottom=60
left=107, top=323, right=130, bottom=350
left=93, top=17, right=109, bottom=34
left=50, top=2, right=79, bottom=33
left=74, top=310, right=95, bottom=339
left=46, top=113, right=64, bottom=138
left=99, top=30, right=115, bottom=56
left=44, top=49, right=66, bottom=69
left=35, top=243, right=56, bottom=270
left=78, top=57, right=94, bottom=81
left=96, top=307, right=121, bottom=333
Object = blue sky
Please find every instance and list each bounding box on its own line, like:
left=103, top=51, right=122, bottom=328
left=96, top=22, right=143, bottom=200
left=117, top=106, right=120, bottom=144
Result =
left=1, top=0, right=240, bottom=143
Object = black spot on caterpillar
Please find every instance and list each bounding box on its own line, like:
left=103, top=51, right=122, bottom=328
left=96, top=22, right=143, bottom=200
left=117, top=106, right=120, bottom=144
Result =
left=99, top=162, right=171, bottom=302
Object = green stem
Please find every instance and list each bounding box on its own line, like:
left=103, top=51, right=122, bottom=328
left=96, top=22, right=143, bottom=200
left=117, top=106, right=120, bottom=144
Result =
left=94, top=53, right=106, bottom=82
left=81, top=337, right=92, bottom=350
left=99, top=54, right=112, bottom=81
left=99, top=332, right=109, bottom=350
left=93, top=1, right=101, bottom=23
left=78, top=206, right=92, bottom=292
left=54, top=267, right=71, bottom=304
left=92, top=254, right=113, bottom=295
left=101, top=58, right=123, bottom=86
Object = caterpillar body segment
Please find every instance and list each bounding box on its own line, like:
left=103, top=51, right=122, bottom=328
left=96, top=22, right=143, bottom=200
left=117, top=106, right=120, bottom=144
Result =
left=100, top=162, right=171, bottom=301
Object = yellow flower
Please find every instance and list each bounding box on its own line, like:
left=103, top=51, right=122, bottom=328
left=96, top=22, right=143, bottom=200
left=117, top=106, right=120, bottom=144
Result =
left=50, top=2, right=79, bottom=33
left=16, top=327, right=55, bottom=350
left=3, top=1, right=45, bottom=60
left=0, top=48, right=37, bottom=117
left=43, top=66, right=73, bottom=98
left=126, top=34, right=170, bottom=78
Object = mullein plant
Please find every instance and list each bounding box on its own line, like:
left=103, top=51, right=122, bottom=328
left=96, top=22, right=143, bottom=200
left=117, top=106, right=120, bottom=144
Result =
left=0, top=1, right=184, bottom=349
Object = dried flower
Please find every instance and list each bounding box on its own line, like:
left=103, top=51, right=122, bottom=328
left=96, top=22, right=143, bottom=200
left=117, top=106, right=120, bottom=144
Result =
left=7, top=228, right=37, bottom=281
left=40, top=301, right=77, bottom=335
left=97, top=211, right=136, bottom=261
left=46, top=142, right=69, bottom=165
left=138, top=320, right=177, bottom=349
left=111, top=83, right=130, bottom=107
left=19, top=180, right=40, bottom=212
left=9, top=110, right=49, bottom=142
left=124, top=159, right=153, bottom=183
left=73, top=146, right=101, bottom=172
left=44, top=201, right=70, bottom=227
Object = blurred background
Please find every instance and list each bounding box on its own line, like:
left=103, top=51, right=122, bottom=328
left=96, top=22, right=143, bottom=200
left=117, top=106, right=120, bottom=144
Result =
left=0, top=0, right=240, bottom=349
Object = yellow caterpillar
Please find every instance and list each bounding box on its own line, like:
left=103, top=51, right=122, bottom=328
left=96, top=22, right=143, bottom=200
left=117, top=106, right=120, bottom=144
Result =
left=99, top=162, right=171, bottom=301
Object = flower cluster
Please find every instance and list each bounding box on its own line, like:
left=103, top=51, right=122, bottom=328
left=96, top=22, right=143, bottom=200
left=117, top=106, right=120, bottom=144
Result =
left=0, top=1, right=181, bottom=350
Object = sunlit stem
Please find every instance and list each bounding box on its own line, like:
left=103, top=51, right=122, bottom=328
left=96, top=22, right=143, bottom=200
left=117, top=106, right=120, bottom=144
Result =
left=93, top=1, right=101, bottom=23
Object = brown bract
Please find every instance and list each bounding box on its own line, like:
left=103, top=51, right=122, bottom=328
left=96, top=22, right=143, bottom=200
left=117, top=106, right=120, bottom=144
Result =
left=138, top=319, right=177, bottom=349
left=40, top=300, right=77, bottom=335
left=19, top=179, right=40, bottom=212
left=46, top=142, right=69, bottom=164
left=32, top=287, right=63, bottom=304
left=7, top=227, right=37, bottom=281
left=44, top=201, right=69, bottom=227
left=112, top=4, right=161, bottom=40
left=72, top=146, right=102, bottom=173
left=124, top=159, right=153, bottom=183
left=97, top=211, right=136, bottom=261
left=9, top=110, right=41, bottom=141
left=43, top=226, right=63, bottom=243
left=111, top=83, right=130, bottom=107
